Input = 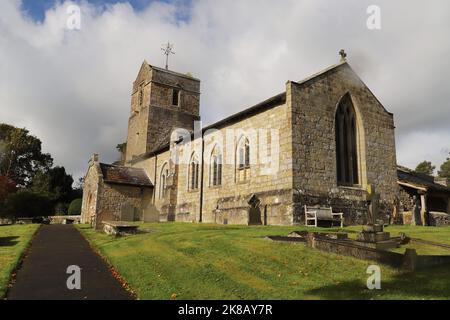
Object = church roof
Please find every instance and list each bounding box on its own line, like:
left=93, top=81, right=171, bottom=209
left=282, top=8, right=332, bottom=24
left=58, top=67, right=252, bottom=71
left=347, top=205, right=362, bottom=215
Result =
left=129, top=90, right=287, bottom=164
left=397, top=165, right=450, bottom=193
left=99, top=163, right=153, bottom=187
left=202, top=92, right=286, bottom=132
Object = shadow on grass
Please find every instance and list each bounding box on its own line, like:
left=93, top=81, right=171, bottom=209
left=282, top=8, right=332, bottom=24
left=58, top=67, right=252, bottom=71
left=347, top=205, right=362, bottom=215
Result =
left=0, top=236, right=19, bottom=247
left=306, top=265, right=450, bottom=299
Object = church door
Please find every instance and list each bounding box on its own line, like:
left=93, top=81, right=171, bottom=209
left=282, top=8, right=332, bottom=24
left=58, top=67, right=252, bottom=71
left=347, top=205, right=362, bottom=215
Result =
left=248, top=195, right=262, bottom=225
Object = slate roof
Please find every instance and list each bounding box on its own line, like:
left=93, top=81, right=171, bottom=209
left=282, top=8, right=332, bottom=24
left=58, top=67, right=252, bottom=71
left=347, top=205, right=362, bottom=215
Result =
left=397, top=165, right=450, bottom=193
left=99, top=163, right=153, bottom=187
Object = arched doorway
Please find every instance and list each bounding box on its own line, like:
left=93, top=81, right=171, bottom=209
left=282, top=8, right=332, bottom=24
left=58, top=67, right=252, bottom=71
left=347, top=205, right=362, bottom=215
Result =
left=248, top=195, right=262, bottom=225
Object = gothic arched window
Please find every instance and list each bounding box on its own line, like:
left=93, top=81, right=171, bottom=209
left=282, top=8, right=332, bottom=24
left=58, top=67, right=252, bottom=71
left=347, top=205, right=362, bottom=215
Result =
left=335, top=94, right=359, bottom=186
left=210, top=145, right=223, bottom=186
left=189, top=153, right=200, bottom=191
left=236, top=136, right=250, bottom=182
left=160, top=163, right=168, bottom=198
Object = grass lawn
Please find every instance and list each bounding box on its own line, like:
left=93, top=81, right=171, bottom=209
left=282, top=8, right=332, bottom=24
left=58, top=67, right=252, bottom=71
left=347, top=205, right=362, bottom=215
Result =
left=77, top=223, right=450, bottom=300
left=0, top=224, right=40, bottom=298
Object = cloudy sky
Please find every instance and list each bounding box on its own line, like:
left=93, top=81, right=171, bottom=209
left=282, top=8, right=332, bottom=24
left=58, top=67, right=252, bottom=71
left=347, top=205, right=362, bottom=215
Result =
left=1, top=0, right=449, bottom=180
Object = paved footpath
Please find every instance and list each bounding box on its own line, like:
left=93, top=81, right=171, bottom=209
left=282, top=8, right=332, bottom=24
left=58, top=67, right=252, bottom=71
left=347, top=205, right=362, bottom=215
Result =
left=7, top=225, right=133, bottom=300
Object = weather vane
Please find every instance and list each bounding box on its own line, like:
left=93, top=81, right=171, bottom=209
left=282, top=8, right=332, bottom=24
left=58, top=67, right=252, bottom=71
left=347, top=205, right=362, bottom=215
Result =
left=161, top=42, right=175, bottom=70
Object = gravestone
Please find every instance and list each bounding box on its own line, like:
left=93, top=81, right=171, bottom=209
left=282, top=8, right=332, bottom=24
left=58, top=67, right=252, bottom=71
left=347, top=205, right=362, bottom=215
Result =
left=412, top=195, right=422, bottom=226
left=356, top=185, right=397, bottom=249
left=120, top=203, right=135, bottom=221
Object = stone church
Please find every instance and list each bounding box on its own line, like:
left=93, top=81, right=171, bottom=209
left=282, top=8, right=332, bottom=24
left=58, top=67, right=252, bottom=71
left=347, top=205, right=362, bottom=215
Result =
left=81, top=56, right=400, bottom=230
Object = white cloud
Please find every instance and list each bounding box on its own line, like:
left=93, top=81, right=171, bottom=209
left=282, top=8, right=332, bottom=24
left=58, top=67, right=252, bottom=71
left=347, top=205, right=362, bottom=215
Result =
left=0, top=0, right=449, bottom=180
left=397, top=130, right=450, bottom=173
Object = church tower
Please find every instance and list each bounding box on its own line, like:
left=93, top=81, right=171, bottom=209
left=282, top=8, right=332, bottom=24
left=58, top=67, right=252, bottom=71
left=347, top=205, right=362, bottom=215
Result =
left=125, top=61, right=201, bottom=163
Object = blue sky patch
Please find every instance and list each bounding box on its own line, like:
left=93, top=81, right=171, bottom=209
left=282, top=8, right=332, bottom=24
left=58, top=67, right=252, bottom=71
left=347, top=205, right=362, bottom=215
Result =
left=21, top=0, right=191, bottom=23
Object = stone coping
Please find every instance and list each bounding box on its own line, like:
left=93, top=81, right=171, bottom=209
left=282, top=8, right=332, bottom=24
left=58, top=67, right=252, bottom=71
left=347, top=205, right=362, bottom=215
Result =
left=267, top=230, right=450, bottom=271
left=102, top=221, right=140, bottom=228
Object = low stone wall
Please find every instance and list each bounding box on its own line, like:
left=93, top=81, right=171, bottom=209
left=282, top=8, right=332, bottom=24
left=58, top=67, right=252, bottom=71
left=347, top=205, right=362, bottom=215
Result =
left=0, top=218, right=13, bottom=225
left=400, top=211, right=449, bottom=226
left=305, top=233, right=450, bottom=271
left=429, top=212, right=450, bottom=226
left=49, top=215, right=81, bottom=224
left=292, top=191, right=395, bottom=226
left=306, top=234, right=404, bottom=268
left=415, top=254, right=450, bottom=269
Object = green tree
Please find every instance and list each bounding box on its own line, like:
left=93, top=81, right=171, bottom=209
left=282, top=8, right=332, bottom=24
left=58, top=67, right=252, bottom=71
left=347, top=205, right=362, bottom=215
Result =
left=4, top=190, right=53, bottom=218
left=0, top=123, right=53, bottom=186
left=438, top=152, right=450, bottom=186
left=0, top=175, right=16, bottom=217
left=30, top=166, right=74, bottom=203
left=54, top=202, right=68, bottom=216
left=68, top=198, right=82, bottom=216
left=415, top=161, right=435, bottom=175
left=0, top=175, right=16, bottom=202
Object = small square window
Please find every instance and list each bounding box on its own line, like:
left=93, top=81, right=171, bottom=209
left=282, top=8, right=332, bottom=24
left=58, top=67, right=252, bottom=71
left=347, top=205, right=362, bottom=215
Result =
left=172, top=88, right=180, bottom=106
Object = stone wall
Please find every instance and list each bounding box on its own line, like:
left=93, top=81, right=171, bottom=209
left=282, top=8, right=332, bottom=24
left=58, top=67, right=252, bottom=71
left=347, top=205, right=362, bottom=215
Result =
left=125, top=62, right=151, bottom=161
left=95, top=183, right=143, bottom=230
left=125, top=62, right=200, bottom=162
left=159, top=100, right=295, bottom=225
left=131, top=101, right=295, bottom=225
left=82, top=155, right=155, bottom=230
left=108, top=61, right=399, bottom=227
left=289, top=63, right=398, bottom=224
left=174, top=138, right=202, bottom=223
left=50, top=215, right=81, bottom=224
left=429, top=212, right=450, bottom=226
left=148, top=150, right=174, bottom=222
left=81, top=157, right=100, bottom=225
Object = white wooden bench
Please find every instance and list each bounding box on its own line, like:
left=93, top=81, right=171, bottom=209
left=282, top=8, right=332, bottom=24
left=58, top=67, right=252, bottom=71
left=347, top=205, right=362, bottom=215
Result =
left=304, top=205, right=344, bottom=228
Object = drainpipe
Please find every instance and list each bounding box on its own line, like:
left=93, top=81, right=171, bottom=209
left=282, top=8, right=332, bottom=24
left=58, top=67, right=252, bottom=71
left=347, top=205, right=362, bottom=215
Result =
left=199, top=135, right=205, bottom=222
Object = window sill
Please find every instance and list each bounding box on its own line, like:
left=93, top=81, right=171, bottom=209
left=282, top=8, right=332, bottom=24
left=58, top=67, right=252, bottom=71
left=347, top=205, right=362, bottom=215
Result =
left=337, top=185, right=366, bottom=192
